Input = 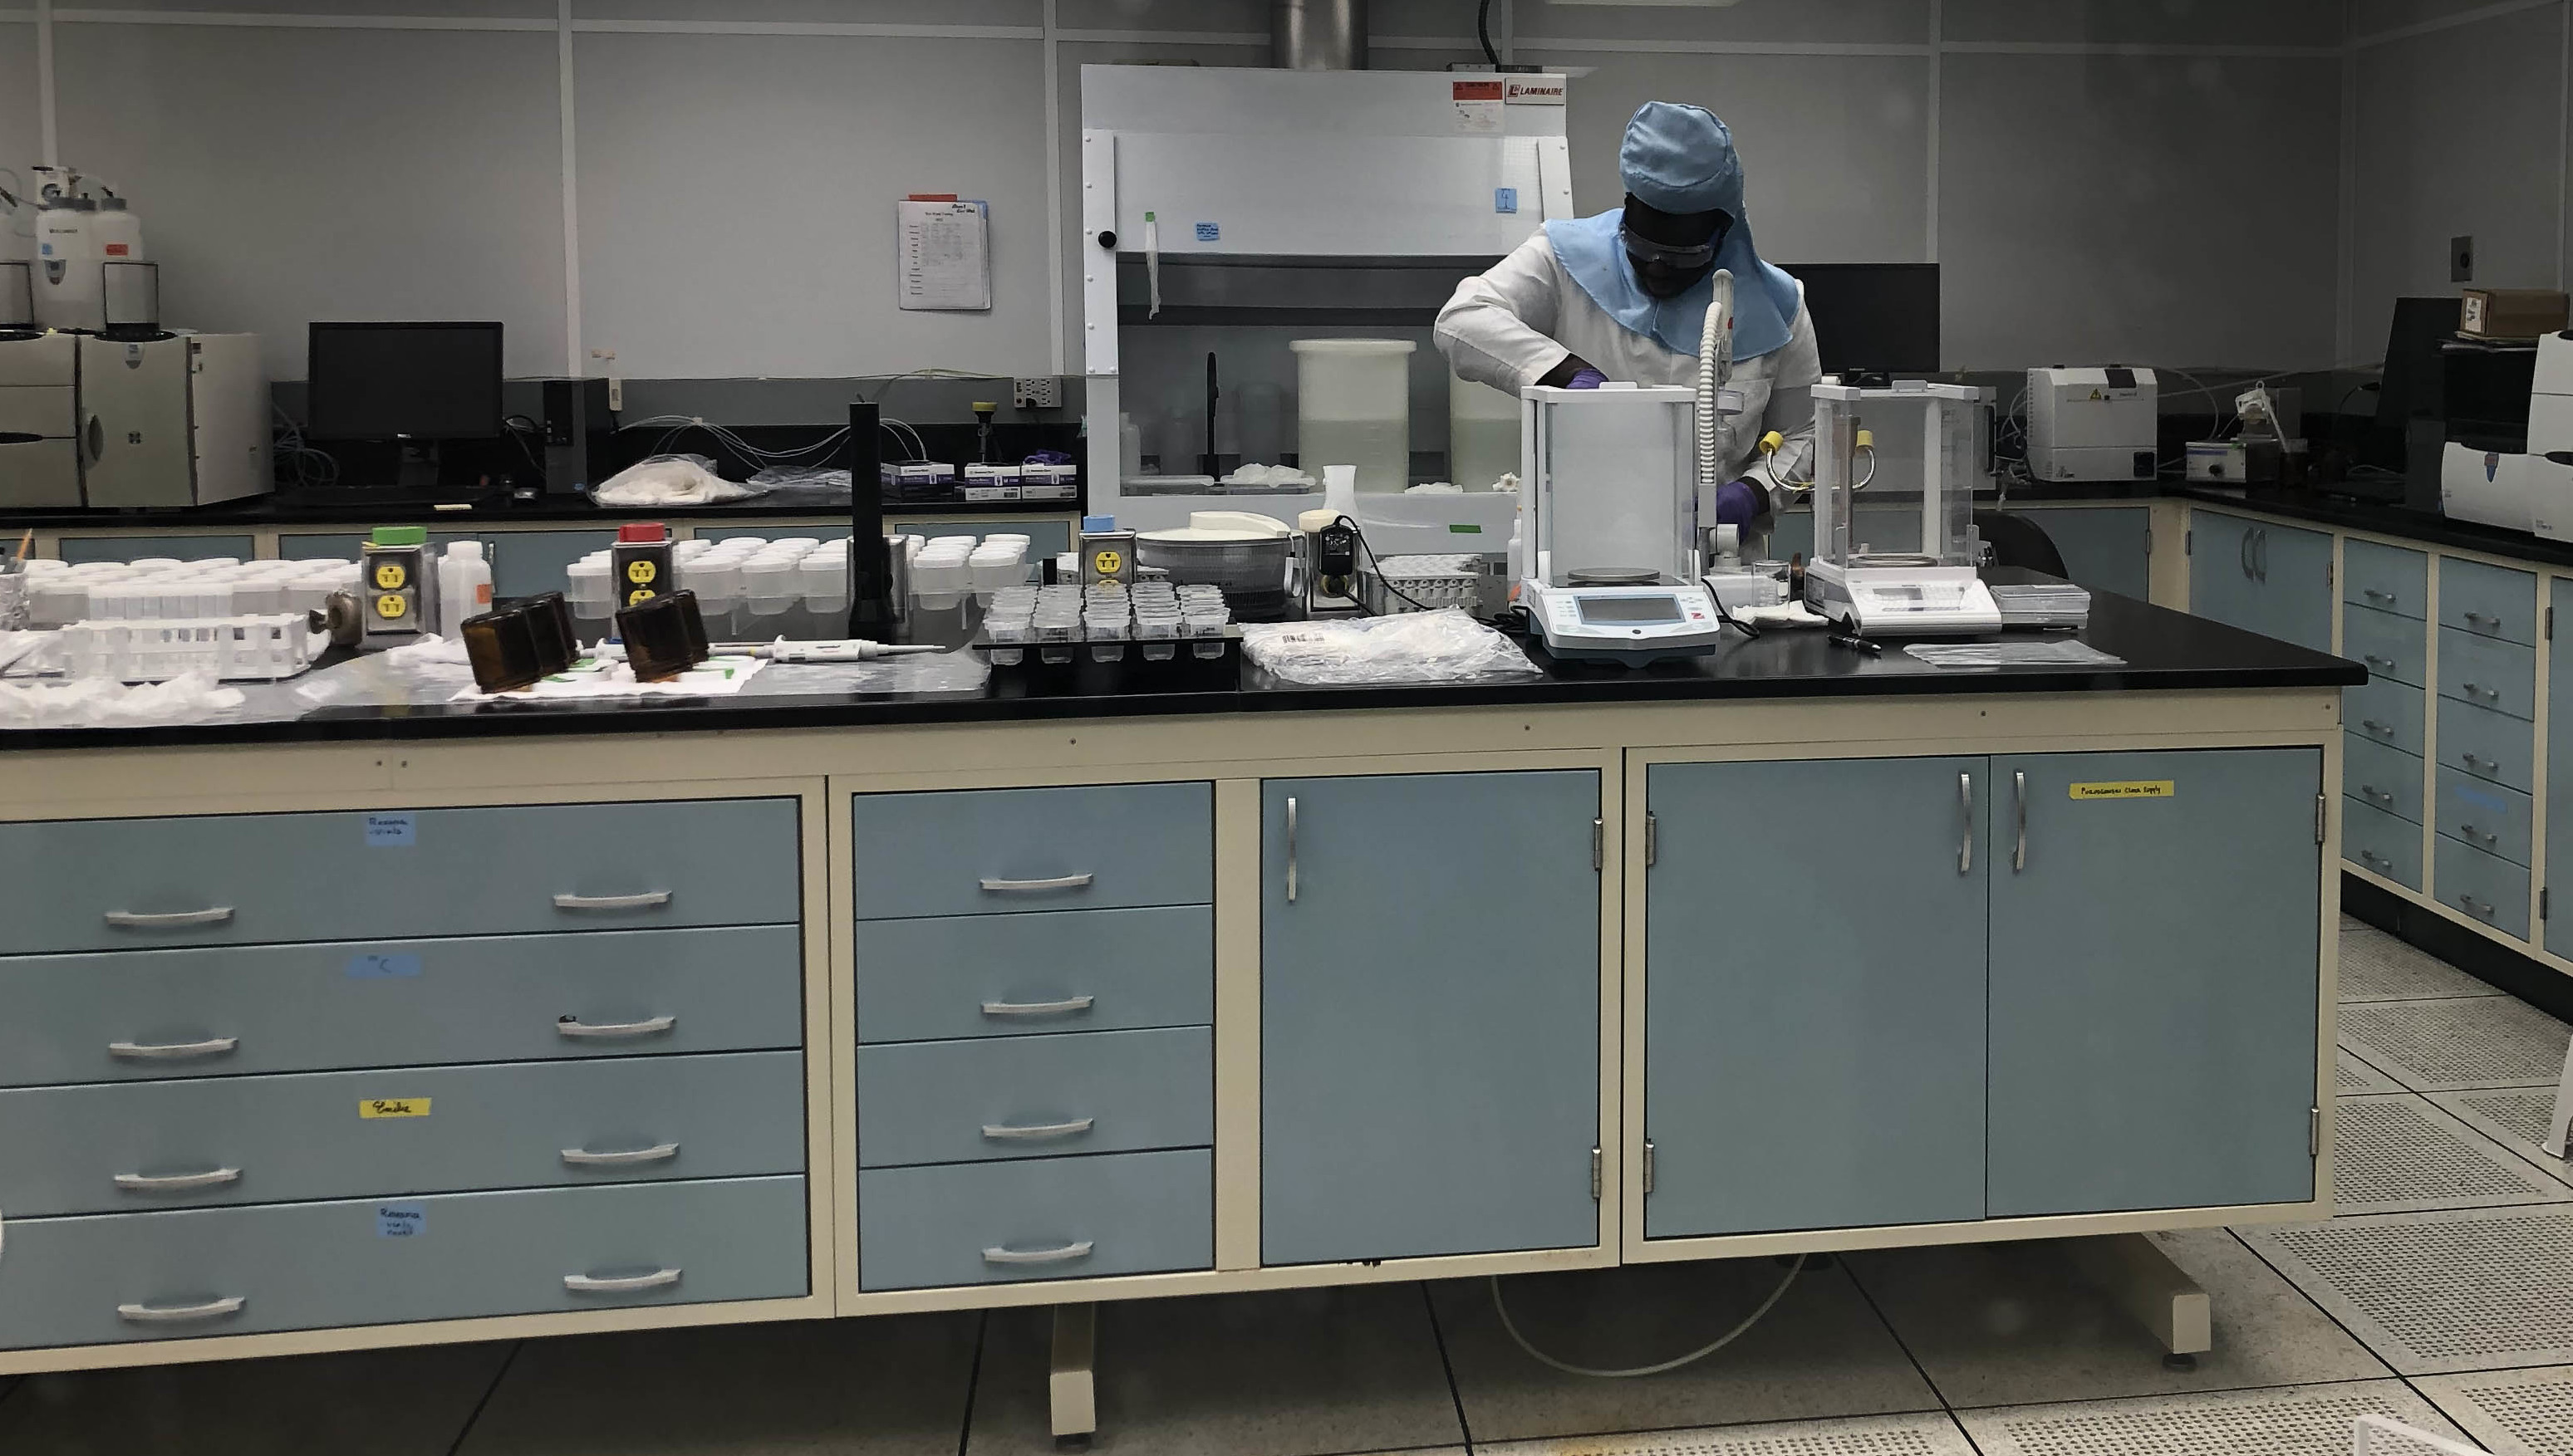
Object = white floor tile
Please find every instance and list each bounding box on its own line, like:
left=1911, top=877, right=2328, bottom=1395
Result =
left=1430, top=1260, right=1937, bottom=1444
left=2342, top=1048, right=2410, bottom=1095
left=1956, top=1380, right=2472, bottom=1456
left=1845, top=1229, right=2389, bottom=1409
left=964, top=1285, right=1465, bottom=1456
left=2416, top=1363, right=2573, bottom=1455
left=459, top=1315, right=977, bottom=1455
left=2334, top=1094, right=2573, bottom=1214
left=2431, top=1088, right=2573, bottom=1180
left=0, top=1342, right=510, bottom=1456
left=1477, top=1410, right=1980, bottom=1456
left=2339, top=924, right=2504, bottom=1003
left=2340, top=996, right=2572, bottom=1091
left=2242, top=1206, right=2573, bottom=1374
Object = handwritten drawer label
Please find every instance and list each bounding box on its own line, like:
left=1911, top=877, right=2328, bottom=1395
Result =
left=346, top=953, right=423, bottom=979
left=360, top=1098, right=430, bottom=1120
left=364, top=813, right=416, bottom=846
left=377, top=1202, right=426, bottom=1238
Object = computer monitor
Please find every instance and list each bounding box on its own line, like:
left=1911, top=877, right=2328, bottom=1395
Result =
left=2375, top=297, right=2454, bottom=437
left=306, top=321, right=504, bottom=441
left=1788, top=263, right=1941, bottom=376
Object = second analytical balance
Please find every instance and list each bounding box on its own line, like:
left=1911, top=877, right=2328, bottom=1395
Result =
left=1518, top=384, right=1727, bottom=664
left=1800, top=380, right=2002, bottom=637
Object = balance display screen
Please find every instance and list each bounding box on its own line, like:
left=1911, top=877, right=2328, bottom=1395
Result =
left=1579, top=596, right=1683, bottom=625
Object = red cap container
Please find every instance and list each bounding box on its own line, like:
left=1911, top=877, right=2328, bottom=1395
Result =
left=616, top=522, right=669, bottom=544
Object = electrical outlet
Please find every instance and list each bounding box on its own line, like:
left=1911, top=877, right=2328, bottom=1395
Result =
left=1012, top=376, right=1063, bottom=410
left=2452, top=235, right=2476, bottom=283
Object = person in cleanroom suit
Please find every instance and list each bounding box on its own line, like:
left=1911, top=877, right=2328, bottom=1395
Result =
left=1435, top=100, right=1819, bottom=524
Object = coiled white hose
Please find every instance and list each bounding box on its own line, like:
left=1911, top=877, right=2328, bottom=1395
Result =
left=1698, top=269, right=1735, bottom=504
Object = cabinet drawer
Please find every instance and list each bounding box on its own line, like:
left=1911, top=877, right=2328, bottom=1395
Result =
left=849, top=784, right=1211, bottom=919
left=0, top=1174, right=808, bottom=1350
left=2436, top=697, right=2536, bottom=795
left=2438, top=628, right=2537, bottom=722
left=2344, top=796, right=2423, bottom=890
left=0, top=799, right=801, bottom=955
left=2348, top=675, right=2426, bottom=756
left=2440, top=557, right=2539, bottom=645
left=857, top=1150, right=1210, bottom=1292
left=2345, top=539, right=2428, bottom=620
left=0, top=925, right=803, bottom=1088
left=2345, top=735, right=2424, bottom=824
left=2435, top=767, right=2533, bottom=868
left=855, top=1027, right=1210, bottom=1169
left=2436, top=836, right=2531, bottom=939
left=2343, top=604, right=2427, bottom=687
left=0, top=1052, right=806, bottom=1217
left=855, top=907, right=1212, bottom=1044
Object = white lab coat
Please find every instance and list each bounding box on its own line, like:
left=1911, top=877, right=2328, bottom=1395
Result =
left=1436, top=228, right=1822, bottom=485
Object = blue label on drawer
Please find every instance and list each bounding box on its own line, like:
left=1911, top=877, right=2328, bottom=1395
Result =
left=377, top=1202, right=425, bottom=1238
left=1495, top=187, right=1519, bottom=213
left=2458, top=784, right=2510, bottom=814
left=365, top=813, right=416, bottom=847
left=346, top=952, right=423, bottom=979
left=1194, top=221, right=1220, bottom=243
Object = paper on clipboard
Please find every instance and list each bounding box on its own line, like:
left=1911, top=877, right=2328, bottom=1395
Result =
left=898, top=197, right=992, bottom=311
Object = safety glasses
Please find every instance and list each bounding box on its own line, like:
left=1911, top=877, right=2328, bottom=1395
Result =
left=1618, top=223, right=1717, bottom=272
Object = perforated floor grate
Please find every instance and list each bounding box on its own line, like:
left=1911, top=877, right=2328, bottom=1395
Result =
left=2431, top=1090, right=2573, bottom=1178
left=2343, top=1049, right=2408, bottom=1094
left=2340, top=997, right=2573, bottom=1091
left=2417, top=1364, right=2573, bottom=1455
left=2334, top=1095, right=2572, bottom=1214
left=2341, top=924, right=2506, bottom=1003
left=1477, top=1413, right=1975, bottom=1456
left=2243, top=1207, right=2573, bottom=1373
left=1958, top=1381, right=2470, bottom=1456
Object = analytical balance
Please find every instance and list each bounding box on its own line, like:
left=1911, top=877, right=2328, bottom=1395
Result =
left=1800, top=380, right=2002, bottom=637
left=1518, top=384, right=1727, bottom=664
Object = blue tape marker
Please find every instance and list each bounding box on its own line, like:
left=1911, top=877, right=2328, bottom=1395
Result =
left=1495, top=187, right=1519, bottom=214
left=1194, top=222, right=1220, bottom=243
left=364, top=813, right=416, bottom=847
left=346, top=953, right=423, bottom=980
left=377, top=1203, right=426, bottom=1238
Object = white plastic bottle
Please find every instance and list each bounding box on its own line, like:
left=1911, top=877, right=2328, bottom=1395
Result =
left=437, top=541, right=493, bottom=636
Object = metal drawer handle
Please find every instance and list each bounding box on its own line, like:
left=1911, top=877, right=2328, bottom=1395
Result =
left=2359, top=718, right=2396, bottom=737
left=980, top=995, right=1096, bottom=1018
left=108, top=1036, right=238, bottom=1061
left=2460, top=823, right=2498, bottom=846
left=2362, top=654, right=2396, bottom=669
left=2012, top=771, right=2027, bottom=872
left=564, top=1267, right=682, bottom=1293
left=1957, top=772, right=1973, bottom=875
left=2361, top=785, right=2394, bottom=804
left=2463, top=610, right=2499, bottom=625
left=104, top=907, right=233, bottom=929
left=2463, top=752, right=2497, bottom=772
left=117, top=1296, right=245, bottom=1324
left=2459, top=894, right=2496, bottom=918
left=2359, top=849, right=2390, bottom=867
left=2458, top=680, right=2502, bottom=702
left=113, top=1167, right=241, bottom=1193
left=560, top=1142, right=680, bottom=1167
left=2363, top=587, right=2397, bottom=603
left=981, top=1241, right=1095, bottom=1266
left=1286, top=795, right=1300, bottom=903
left=976, top=874, right=1095, bottom=894
left=551, top=890, right=672, bottom=912
left=982, top=1117, right=1097, bottom=1141
left=556, top=1014, right=676, bottom=1039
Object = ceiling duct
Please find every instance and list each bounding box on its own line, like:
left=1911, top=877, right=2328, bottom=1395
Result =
left=1274, top=0, right=1368, bottom=69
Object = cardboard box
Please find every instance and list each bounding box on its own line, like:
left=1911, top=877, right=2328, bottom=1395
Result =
left=2460, top=288, right=2570, bottom=341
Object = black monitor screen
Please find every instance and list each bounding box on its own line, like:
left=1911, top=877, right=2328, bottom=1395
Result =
left=307, top=321, right=503, bottom=441
left=2376, top=297, right=2455, bottom=433
left=1787, top=263, right=1941, bottom=375
left=1578, top=596, right=1683, bottom=625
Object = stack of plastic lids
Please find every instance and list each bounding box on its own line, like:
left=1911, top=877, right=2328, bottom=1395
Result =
left=24, top=557, right=358, bottom=629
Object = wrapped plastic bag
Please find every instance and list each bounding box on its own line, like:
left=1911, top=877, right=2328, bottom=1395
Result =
left=0, top=671, right=249, bottom=728
left=592, top=454, right=765, bottom=506
left=1240, top=608, right=1538, bottom=685
left=748, top=466, right=854, bottom=496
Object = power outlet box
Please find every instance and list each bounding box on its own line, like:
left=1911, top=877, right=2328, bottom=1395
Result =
left=1012, top=376, right=1063, bottom=410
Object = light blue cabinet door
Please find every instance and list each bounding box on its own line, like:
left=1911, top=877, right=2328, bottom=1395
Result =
left=2547, top=580, right=2573, bottom=958
left=2189, top=512, right=2332, bottom=653
left=2188, top=509, right=2261, bottom=631
left=1987, top=749, right=2320, bottom=1216
left=2020, top=507, right=2150, bottom=601
left=1260, top=772, right=1600, bottom=1265
left=1643, top=757, right=1986, bottom=1238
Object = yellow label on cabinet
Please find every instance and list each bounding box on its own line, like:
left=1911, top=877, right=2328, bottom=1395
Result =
left=2069, top=780, right=2174, bottom=801
left=359, top=1098, right=430, bottom=1120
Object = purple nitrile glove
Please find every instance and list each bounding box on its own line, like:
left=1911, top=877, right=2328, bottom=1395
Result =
left=1714, top=478, right=1766, bottom=526
left=1567, top=367, right=1608, bottom=390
